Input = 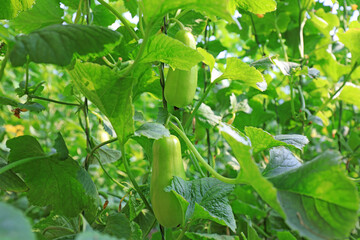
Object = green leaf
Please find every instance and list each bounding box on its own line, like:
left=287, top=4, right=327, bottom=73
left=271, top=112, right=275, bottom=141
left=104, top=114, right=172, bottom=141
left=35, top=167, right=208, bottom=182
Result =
left=220, top=123, right=285, bottom=217
left=262, top=147, right=302, bottom=178
left=247, top=225, right=261, bottom=240
left=274, top=134, right=309, bottom=150
left=134, top=122, right=170, bottom=139
left=167, top=176, right=236, bottom=232
left=197, top=47, right=215, bottom=71
left=338, top=83, right=360, bottom=109
left=76, top=231, right=119, bottom=240
left=69, top=62, right=134, bottom=144
left=89, top=138, right=122, bottom=165
left=269, top=151, right=359, bottom=240
left=338, top=26, right=360, bottom=65
left=141, top=0, right=233, bottom=24
left=11, top=0, right=64, bottom=33
left=277, top=231, right=297, bottom=240
left=0, top=95, right=18, bottom=107
left=0, top=202, right=35, bottom=240
left=10, top=24, right=122, bottom=67
left=54, top=132, right=69, bottom=160
left=235, top=0, right=276, bottom=14
left=104, top=213, right=140, bottom=240
left=0, top=162, right=28, bottom=192
left=220, top=57, right=267, bottom=91
left=244, top=127, right=296, bottom=153
left=196, top=103, right=222, bottom=128
left=18, top=102, right=45, bottom=112
left=6, top=135, right=100, bottom=219
left=0, top=0, right=35, bottom=19
left=92, top=4, right=117, bottom=27
left=141, top=33, right=203, bottom=71
left=185, top=232, right=240, bottom=240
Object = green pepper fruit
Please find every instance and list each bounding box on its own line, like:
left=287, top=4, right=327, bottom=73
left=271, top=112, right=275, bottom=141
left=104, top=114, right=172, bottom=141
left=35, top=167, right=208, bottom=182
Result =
left=150, top=135, right=186, bottom=228
left=165, top=30, right=198, bottom=108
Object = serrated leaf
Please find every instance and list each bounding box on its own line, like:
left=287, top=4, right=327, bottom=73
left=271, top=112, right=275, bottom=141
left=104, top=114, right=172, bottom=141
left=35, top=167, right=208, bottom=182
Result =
left=134, top=122, right=170, bottom=139
left=141, top=33, right=203, bottom=71
left=10, top=24, right=122, bottom=67
left=54, top=132, right=69, bottom=160
left=141, top=0, right=233, bottom=24
left=69, top=62, right=134, bottom=144
left=338, top=28, right=360, bottom=65
left=196, top=104, right=222, bottom=128
left=197, top=47, right=215, bottom=71
left=11, top=0, right=64, bottom=33
left=167, top=176, right=236, bottom=232
left=0, top=162, right=29, bottom=192
left=235, top=0, right=276, bottom=14
left=220, top=57, right=267, bottom=91
left=269, top=151, right=359, bottom=240
left=274, top=134, right=309, bottom=150
left=6, top=135, right=100, bottom=220
left=0, top=202, right=35, bottom=240
left=262, top=147, right=302, bottom=178
left=0, top=0, right=35, bottom=19
left=220, top=123, right=284, bottom=217
left=338, top=83, right=360, bottom=109
left=185, top=232, right=240, bottom=240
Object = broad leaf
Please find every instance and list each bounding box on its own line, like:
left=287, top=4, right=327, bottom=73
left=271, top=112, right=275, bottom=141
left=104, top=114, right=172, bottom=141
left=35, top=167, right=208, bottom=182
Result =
left=262, top=147, right=302, bottom=178
left=76, top=231, right=118, bottom=240
left=6, top=136, right=100, bottom=219
left=10, top=24, right=122, bottom=67
left=0, top=0, right=34, bottom=19
left=0, top=202, right=35, bottom=240
left=134, top=122, right=170, bottom=139
left=141, top=33, right=203, bottom=71
left=235, top=0, right=277, bottom=14
left=185, top=232, right=240, bottom=240
left=245, top=127, right=297, bottom=153
left=338, top=83, right=360, bottom=109
left=220, top=57, right=267, bottom=91
left=274, top=134, right=309, bottom=150
left=197, top=47, right=215, bottom=71
left=167, top=176, right=236, bottom=232
left=220, top=123, right=285, bottom=217
left=11, top=0, right=64, bottom=33
left=54, top=132, right=69, bottom=160
left=69, top=62, right=134, bottom=144
left=0, top=162, right=28, bottom=192
left=141, top=0, right=233, bottom=24
left=196, top=103, right=222, bottom=128
left=338, top=28, right=360, bottom=65
left=104, top=213, right=141, bottom=240
left=269, top=151, right=359, bottom=240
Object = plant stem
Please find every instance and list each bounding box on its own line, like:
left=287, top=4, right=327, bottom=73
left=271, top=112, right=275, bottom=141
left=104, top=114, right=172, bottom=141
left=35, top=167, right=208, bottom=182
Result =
left=289, top=76, right=296, bottom=117
left=169, top=121, right=240, bottom=184
left=315, top=62, right=359, bottom=114
left=121, top=144, right=154, bottom=214
left=169, top=18, right=185, bottom=30
left=0, top=155, right=51, bottom=175
left=97, top=0, right=139, bottom=41
left=25, top=59, right=30, bottom=95
left=250, top=14, right=264, bottom=56
left=29, top=95, right=80, bottom=106
left=176, top=221, right=191, bottom=240
left=94, top=155, right=125, bottom=189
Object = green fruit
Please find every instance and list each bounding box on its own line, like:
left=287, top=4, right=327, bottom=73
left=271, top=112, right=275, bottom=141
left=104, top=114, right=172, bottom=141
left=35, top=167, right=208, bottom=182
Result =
left=150, top=135, right=186, bottom=228
left=165, top=30, right=198, bottom=108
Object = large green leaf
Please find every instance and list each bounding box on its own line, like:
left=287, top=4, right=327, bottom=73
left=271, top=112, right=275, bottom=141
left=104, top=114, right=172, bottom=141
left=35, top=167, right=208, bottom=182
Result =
left=168, top=176, right=236, bottom=232
left=103, top=213, right=141, bottom=240
left=0, top=0, right=34, bottom=19
left=69, top=62, right=134, bottom=144
left=11, top=0, right=64, bottom=33
left=0, top=202, right=35, bottom=240
left=219, top=57, right=267, bottom=91
left=338, top=83, right=360, bottom=109
left=219, top=123, right=284, bottom=217
left=0, top=162, right=28, bottom=192
left=269, top=151, right=359, bottom=240
left=6, top=136, right=100, bottom=219
left=235, top=0, right=276, bottom=14
left=9, top=24, right=122, bottom=67
left=338, top=28, right=360, bottom=65
left=141, top=33, right=203, bottom=71
left=140, top=0, right=233, bottom=24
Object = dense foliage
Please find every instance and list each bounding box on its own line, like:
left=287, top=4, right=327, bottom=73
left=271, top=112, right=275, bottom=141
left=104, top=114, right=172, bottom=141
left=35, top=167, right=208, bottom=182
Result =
left=1, top=0, right=360, bottom=239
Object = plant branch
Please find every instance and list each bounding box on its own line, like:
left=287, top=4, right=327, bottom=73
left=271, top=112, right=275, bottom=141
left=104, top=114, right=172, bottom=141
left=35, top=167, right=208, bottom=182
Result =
left=97, top=0, right=139, bottom=41
left=29, top=95, right=80, bottom=106
left=0, top=155, right=52, bottom=175
left=169, top=121, right=240, bottom=184
left=121, top=143, right=154, bottom=214
left=0, top=49, right=9, bottom=82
